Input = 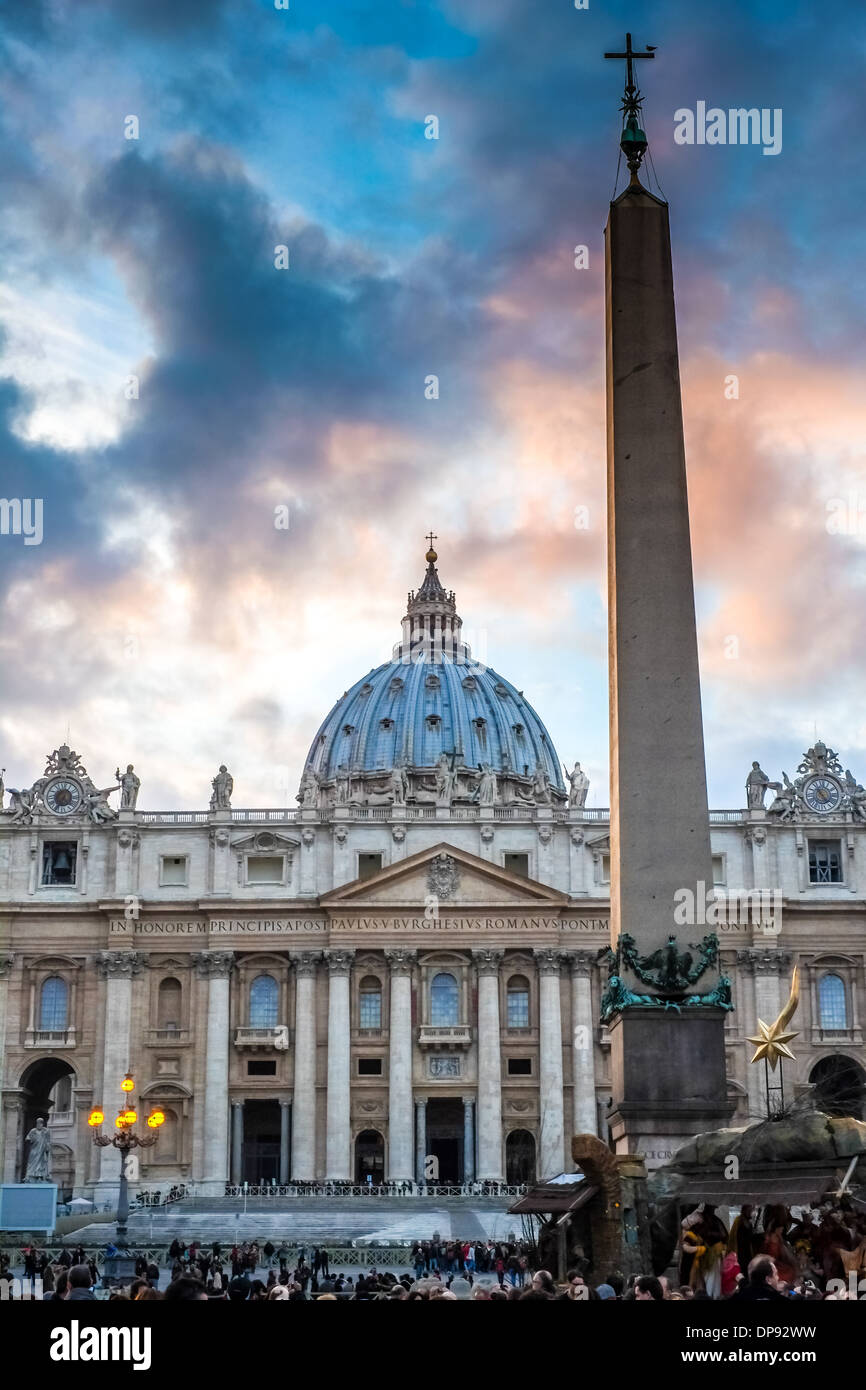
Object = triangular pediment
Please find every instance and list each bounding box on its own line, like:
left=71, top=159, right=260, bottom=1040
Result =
left=320, top=842, right=568, bottom=908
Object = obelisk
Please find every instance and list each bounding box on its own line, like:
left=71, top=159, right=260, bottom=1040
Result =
left=603, top=36, right=733, bottom=1162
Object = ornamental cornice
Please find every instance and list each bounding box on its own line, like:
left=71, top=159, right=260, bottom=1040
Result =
left=95, top=950, right=148, bottom=978
left=533, top=947, right=563, bottom=976
left=735, top=948, right=793, bottom=976
left=384, top=948, right=417, bottom=975
left=292, top=951, right=322, bottom=977
left=324, top=948, right=356, bottom=976
left=192, top=950, right=234, bottom=979
left=472, top=947, right=504, bottom=975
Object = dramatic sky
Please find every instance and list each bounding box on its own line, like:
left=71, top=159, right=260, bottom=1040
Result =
left=1, top=0, right=865, bottom=810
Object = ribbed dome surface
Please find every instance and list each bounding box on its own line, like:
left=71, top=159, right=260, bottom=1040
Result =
left=305, top=655, right=565, bottom=791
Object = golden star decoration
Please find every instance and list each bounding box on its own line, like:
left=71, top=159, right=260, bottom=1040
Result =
left=748, top=965, right=800, bottom=1070
left=747, top=1017, right=799, bottom=1069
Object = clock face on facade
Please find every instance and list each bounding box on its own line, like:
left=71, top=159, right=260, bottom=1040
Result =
left=43, top=777, right=83, bottom=816
left=802, top=775, right=842, bottom=815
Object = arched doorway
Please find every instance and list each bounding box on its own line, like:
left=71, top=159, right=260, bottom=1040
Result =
left=355, top=1130, right=385, bottom=1184
left=18, top=1057, right=77, bottom=1193
left=809, top=1055, right=866, bottom=1120
left=505, top=1129, right=536, bottom=1184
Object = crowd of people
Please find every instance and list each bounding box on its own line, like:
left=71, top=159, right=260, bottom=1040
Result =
left=674, top=1198, right=866, bottom=1298
left=4, top=1198, right=864, bottom=1301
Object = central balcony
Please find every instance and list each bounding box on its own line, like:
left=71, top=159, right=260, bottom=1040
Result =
left=234, top=1025, right=291, bottom=1051
left=417, top=1025, right=472, bottom=1051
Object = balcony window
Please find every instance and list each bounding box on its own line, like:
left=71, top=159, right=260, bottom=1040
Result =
left=249, top=975, right=279, bottom=1028
left=359, top=977, right=382, bottom=1030
left=246, top=855, right=284, bottom=885
left=157, top=977, right=182, bottom=1032
left=819, top=973, right=848, bottom=1031
left=506, top=975, right=530, bottom=1029
left=40, top=977, right=68, bottom=1031
left=357, top=853, right=382, bottom=881
left=160, top=855, right=188, bottom=887
left=503, top=853, right=529, bottom=878
left=430, top=972, right=459, bottom=1027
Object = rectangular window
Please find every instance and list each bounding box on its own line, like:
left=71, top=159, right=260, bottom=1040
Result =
left=600, top=853, right=611, bottom=883
left=359, top=993, right=382, bottom=1029
left=507, top=991, right=530, bottom=1029
left=712, top=854, right=725, bottom=886
left=246, top=855, right=284, bottom=884
left=247, top=1060, right=277, bottom=1076
left=808, top=840, right=843, bottom=884
left=357, top=853, right=382, bottom=881
left=159, top=855, right=188, bottom=886
left=507, top=1058, right=532, bottom=1076
left=503, top=853, right=529, bottom=877
left=357, top=1058, right=382, bottom=1076
left=41, top=842, right=77, bottom=886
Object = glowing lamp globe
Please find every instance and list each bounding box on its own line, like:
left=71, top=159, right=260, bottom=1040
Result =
left=121, top=1073, right=135, bottom=1093
left=123, top=1108, right=138, bottom=1125
left=147, top=1109, right=165, bottom=1129
left=115, top=1113, right=126, bottom=1129
left=88, top=1108, right=104, bottom=1127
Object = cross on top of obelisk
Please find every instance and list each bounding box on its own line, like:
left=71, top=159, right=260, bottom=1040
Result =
left=604, top=32, right=656, bottom=179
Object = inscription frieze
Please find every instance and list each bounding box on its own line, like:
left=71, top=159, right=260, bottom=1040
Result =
left=108, top=913, right=607, bottom=937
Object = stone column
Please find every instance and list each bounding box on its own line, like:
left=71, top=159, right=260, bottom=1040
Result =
left=535, top=948, right=565, bottom=1179
left=193, top=951, right=234, bottom=1194
left=291, top=952, right=320, bottom=1179
left=473, top=948, right=504, bottom=1181
left=230, top=1100, right=244, bottom=1185
left=463, top=1098, right=475, bottom=1183
left=415, top=1098, right=427, bottom=1185
left=385, top=948, right=417, bottom=1181
left=279, top=1100, right=291, bottom=1184
left=0, top=955, right=13, bottom=1177
left=95, top=950, right=147, bottom=1189
left=570, top=951, right=598, bottom=1139
left=325, top=948, right=354, bottom=1180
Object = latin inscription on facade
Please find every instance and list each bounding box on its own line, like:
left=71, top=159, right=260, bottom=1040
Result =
left=110, top=913, right=609, bottom=936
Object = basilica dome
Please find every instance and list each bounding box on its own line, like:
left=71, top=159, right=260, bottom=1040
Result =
left=298, top=545, right=566, bottom=808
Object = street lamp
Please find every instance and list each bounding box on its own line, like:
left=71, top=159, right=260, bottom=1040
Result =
left=89, top=1072, right=165, bottom=1257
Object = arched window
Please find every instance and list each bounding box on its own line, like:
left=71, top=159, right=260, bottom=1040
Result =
left=819, top=974, right=848, bottom=1031
left=431, top=972, right=459, bottom=1027
left=250, top=975, right=279, bottom=1028
left=359, top=976, right=382, bottom=1030
left=39, top=977, right=68, bottom=1032
left=507, top=975, right=530, bottom=1029
left=157, top=978, right=182, bottom=1032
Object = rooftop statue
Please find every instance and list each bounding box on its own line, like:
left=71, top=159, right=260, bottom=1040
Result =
left=210, top=765, right=233, bottom=811
left=116, top=763, right=141, bottom=810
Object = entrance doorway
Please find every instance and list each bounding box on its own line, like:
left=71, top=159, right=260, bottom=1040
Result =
left=809, top=1055, right=866, bottom=1120
left=242, top=1100, right=281, bottom=1182
left=425, top=1098, right=464, bottom=1183
left=505, top=1129, right=536, bottom=1184
left=355, top=1130, right=385, bottom=1184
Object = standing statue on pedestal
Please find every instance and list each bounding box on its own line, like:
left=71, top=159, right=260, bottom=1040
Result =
left=335, top=764, right=350, bottom=806
left=475, top=763, right=497, bottom=806
left=210, top=765, right=233, bottom=811
left=298, top=768, right=321, bottom=809
left=115, top=764, right=141, bottom=810
left=434, top=753, right=457, bottom=806
left=567, top=761, right=590, bottom=809
left=532, top=765, right=552, bottom=805
left=24, top=1117, right=53, bottom=1182
left=389, top=763, right=409, bottom=806
left=746, top=762, right=770, bottom=810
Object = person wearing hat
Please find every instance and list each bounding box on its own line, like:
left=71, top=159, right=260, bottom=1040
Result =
left=595, top=1283, right=617, bottom=1300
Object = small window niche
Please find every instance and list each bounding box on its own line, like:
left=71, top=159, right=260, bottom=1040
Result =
left=160, top=855, right=189, bottom=887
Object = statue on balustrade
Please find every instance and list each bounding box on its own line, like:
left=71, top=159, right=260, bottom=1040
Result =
left=116, top=763, right=141, bottom=810
left=567, top=761, right=590, bottom=809
left=210, top=765, right=234, bottom=810
left=745, top=761, right=770, bottom=809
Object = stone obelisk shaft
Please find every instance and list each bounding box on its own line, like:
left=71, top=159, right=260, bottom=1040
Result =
left=605, top=181, right=731, bottom=1159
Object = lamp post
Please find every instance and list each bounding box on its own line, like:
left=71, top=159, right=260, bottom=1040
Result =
left=89, top=1071, right=165, bottom=1283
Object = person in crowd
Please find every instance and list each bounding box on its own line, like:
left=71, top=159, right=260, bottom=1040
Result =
left=67, top=1265, right=96, bottom=1301
left=732, top=1256, right=789, bottom=1302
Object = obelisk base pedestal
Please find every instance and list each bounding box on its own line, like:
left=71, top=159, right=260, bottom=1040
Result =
left=607, top=1009, right=736, bottom=1169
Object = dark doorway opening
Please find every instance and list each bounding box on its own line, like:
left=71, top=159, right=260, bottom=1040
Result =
left=809, top=1055, right=866, bottom=1120
left=426, top=1098, right=464, bottom=1183
left=242, top=1100, right=281, bottom=1182
left=505, top=1129, right=536, bottom=1184
left=19, top=1057, right=76, bottom=1195
left=355, top=1129, right=385, bottom=1184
